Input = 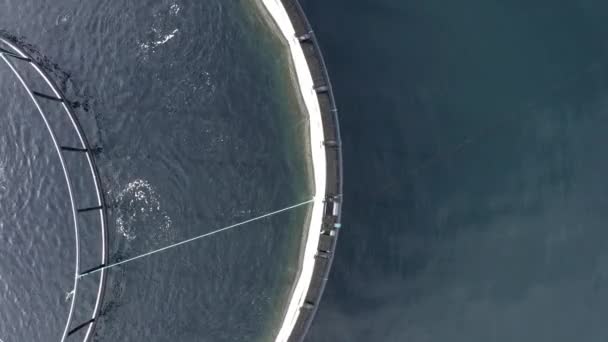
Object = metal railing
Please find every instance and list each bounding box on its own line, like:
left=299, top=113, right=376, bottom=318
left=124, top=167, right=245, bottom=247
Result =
left=292, top=0, right=343, bottom=201
left=277, top=2, right=344, bottom=342
left=0, top=37, right=108, bottom=342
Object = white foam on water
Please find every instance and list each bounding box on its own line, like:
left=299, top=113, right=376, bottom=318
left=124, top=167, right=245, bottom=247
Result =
left=202, top=71, right=213, bottom=88
left=194, top=71, right=216, bottom=98
left=115, top=179, right=172, bottom=241
left=55, top=12, right=72, bottom=26
left=138, top=28, right=179, bottom=56
left=138, top=3, right=181, bottom=57
left=169, top=3, right=181, bottom=16
left=154, top=29, right=178, bottom=46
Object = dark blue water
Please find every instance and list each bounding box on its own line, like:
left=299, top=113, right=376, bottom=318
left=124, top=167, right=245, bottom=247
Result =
left=1, top=1, right=312, bottom=341
left=303, top=0, right=608, bottom=341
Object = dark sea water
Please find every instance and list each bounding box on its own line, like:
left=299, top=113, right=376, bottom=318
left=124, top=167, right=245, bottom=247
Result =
left=303, top=0, right=608, bottom=341
left=0, top=65, right=75, bottom=341
left=1, top=1, right=312, bottom=341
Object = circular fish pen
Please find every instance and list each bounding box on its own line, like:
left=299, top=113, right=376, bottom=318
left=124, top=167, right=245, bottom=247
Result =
left=0, top=37, right=108, bottom=342
left=0, top=2, right=342, bottom=340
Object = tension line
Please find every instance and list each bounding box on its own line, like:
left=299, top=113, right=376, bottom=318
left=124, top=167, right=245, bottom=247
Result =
left=79, top=198, right=316, bottom=278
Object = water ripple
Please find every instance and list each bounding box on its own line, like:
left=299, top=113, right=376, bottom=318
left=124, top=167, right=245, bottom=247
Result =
left=115, top=178, right=172, bottom=241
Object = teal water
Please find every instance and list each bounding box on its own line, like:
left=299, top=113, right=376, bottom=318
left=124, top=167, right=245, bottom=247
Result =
left=303, top=0, right=608, bottom=341
left=0, top=1, right=311, bottom=341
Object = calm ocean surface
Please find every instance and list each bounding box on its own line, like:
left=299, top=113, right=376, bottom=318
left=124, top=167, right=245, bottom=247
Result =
left=303, top=0, right=608, bottom=341
left=1, top=1, right=311, bottom=341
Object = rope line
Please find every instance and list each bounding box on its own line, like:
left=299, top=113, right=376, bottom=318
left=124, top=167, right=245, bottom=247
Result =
left=79, top=198, right=316, bottom=278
